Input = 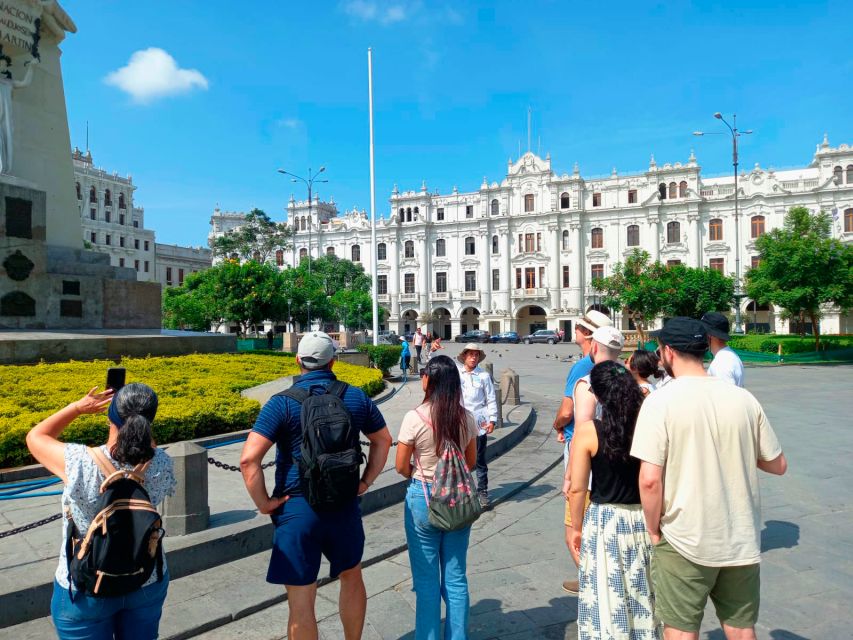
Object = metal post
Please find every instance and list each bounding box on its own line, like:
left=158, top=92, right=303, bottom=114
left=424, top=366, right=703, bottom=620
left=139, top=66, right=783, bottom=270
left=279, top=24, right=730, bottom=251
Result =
left=732, top=115, right=743, bottom=334
left=368, top=48, right=380, bottom=345
left=307, top=178, right=312, bottom=276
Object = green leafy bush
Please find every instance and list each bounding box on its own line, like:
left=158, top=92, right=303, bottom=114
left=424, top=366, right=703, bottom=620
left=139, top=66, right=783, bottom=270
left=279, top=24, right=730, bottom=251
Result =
left=356, top=344, right=403, bottom=375
left=729, top=334, right=853, bottom=354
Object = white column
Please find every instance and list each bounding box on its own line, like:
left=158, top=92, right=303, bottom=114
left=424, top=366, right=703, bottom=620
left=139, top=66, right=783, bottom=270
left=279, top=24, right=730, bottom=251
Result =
left=691, top=211, right=702, bottom=268
left=480, top=232, right=492, bottom=313
left=419, top=234, right=429, bottom=316
left=390, top=230, right=400, bottom=319
left=569, top=222, right=582, bottom=312
left=647, top=214, right=660, bottom=262
left=687, top=214, right=700, bottom=267
left=549, top=224, right=560, bottom=310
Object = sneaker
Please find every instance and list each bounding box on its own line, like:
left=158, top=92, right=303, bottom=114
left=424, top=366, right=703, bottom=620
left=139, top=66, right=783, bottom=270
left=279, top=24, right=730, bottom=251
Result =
left=561, top=579, right=579, bottom=594
left=478, top=493, right=490, bottom=509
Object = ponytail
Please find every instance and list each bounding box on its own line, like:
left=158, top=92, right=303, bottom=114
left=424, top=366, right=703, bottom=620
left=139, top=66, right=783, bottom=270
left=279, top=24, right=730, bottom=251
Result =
left=108, top=382, right=158, bottom=466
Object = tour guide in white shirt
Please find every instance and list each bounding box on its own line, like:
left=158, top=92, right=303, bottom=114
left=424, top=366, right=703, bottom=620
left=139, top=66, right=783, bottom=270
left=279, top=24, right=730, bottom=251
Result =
left=702, top=311, right=745, bottom=387
left=457, top=343, right=498, bottom=508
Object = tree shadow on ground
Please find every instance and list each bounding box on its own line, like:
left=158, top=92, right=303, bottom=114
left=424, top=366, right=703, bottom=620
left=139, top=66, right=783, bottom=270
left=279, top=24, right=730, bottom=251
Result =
left=492, top=482, right=557, bottom=503
left=761, top=520, right=800, bottom=552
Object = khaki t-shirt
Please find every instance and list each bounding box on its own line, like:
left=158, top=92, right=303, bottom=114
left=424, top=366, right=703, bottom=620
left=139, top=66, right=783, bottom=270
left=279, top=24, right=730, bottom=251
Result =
left=630, top=375, right=782, bottom=567
left=398, top=403, right=478, bottom=482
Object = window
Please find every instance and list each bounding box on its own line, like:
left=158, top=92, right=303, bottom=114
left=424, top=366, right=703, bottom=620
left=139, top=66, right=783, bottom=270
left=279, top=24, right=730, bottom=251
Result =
left=524, top=194, right=535, bottom=212
left=464, top=270, right=476, bottom=291
left=666, top=259, right=682, bottom=267
left=834, top=166, right=843, bottom=183
left=166, top=267, right=172, bottom=284
left=105, top=210, right=111, bottom=223
left=90, top=208, right=96, bottom=220
left=436, top=272, right=447, bottom=293
left=591, top=264, right=604, bottom=281
left=591, top=227, right=603, bottom=249
left=119, top=213, right=125, bottom=225
left=377, top=275, right=388, bottom=295
left=750, top=256, right=761, bottom=269
left=515, top=268, right=522, bottom=289
left=133, top=221, right=139, bottom=228
left=144, top=240, right=149, bottom=251
left=562, top=229, right=569, bottom=250
left=847, top=165, right=853, bottom=184
left=119, top=236, right=125, bottom=248
left=276, top=249, right=284, bottom=266
left=404, top=240, right=414, bottom=258
left=669, top=182, right=677, bottom=199
left=524, top=233, right=535, bottom=253
left=119, top=193, right=126, bottom=209
left=518, top=234, right=523, bottom=253
left=525, top=267, right=536, bottom=289
left=750, top=215, right=765, bottom=238
left=144, top=261, right=149, bottom=273
left=406, top=207, right=412, bottom=222
left=563, top=265, right=570, bottom=288
left=436, top=239, right=446, bottom=257
left=90, top=232, right=96, bottom=243
left=659, top=183, right=667, bottom=200
left=560, top=192, right=570, bottom=209
left=846, top=208, right=853, bottom=233
left=464, top=236, right=475, bottom=255
left=492, top=269, right=499, bottom=290
left=104, top=189, right=112, bottom=206
left=491, top=199, right=499, bottom=215
left=414, top=206, right=419, bottom=219
left=119, top=258, right=124, bottom=267
left=592, top=192, right=601, bottom=207
left=539, top=266, right=545, bottom=288
left=465, top=204, right=474, bottom=219
left=628, top=189, right=637, bottom=204
left=679, top=181, right=688, bottom=198
left=437, top=207, right=444, bottom=221
left=89, top=186, right=96, bottom=203
left=626, top=225, right=639, bottom=247
left=105, top=234, right=111, bottom=246
left=134, top=260, right=140, bottom=271
left=709, top=218, right=723, bottom=241
left=667, top=221, right=680, bottom=244
left=536, top=232, right=542, bottom=252
left=299, top=248, right=307, bottom=259
left=404, top=273, right=415, bottom=293
left=377, top=242, right=387, bottom=260
left=75, top=182, right=81, bottom=200
left=326, top=246, right=335, bottom=256
left=709, top=258, right=724, bottom=273
left=398, top=207, right=404, bottom=219
left=134, top=239, right=140, bottom=250
left=351, top=244, right=361, bottom=262
left=179, top=269, right=185, bottom=285
left=492, top=235, right=498, bottom=254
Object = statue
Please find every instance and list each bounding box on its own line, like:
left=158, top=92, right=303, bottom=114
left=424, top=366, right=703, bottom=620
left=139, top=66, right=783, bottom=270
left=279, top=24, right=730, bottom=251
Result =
left=0, top=50, right=38, bottom=175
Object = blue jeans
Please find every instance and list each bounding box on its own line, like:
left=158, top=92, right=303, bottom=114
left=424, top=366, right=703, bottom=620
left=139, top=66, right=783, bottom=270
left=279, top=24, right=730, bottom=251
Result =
left=405, top=480, right=471, bottom=640
left=51, top=574, right=169, bottom=640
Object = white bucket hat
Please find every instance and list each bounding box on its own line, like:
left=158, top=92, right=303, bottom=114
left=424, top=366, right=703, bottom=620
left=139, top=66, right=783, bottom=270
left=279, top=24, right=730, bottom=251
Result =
left=457, top=343, right=487, bottom=365
left=577, top=310, right=613, bottom=333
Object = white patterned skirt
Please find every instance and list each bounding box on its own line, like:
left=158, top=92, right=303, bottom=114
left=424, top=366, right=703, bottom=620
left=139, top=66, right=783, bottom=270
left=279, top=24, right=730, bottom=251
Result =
left=577, top=502, right=661, bottom=640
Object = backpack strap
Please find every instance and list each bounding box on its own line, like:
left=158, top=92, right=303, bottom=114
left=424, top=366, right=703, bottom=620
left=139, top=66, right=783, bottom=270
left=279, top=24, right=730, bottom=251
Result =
left=88, top=447, right=147, bottom=493
left=88, top=447, right=117, bottom=480
left=280, top=387, right=311, bottom=404
left=326, top=381, right=349, bottom=399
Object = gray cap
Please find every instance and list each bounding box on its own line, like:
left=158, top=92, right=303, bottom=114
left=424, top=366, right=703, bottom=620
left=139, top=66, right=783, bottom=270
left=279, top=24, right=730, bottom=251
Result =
left=297, top=331, right=335, bottom=369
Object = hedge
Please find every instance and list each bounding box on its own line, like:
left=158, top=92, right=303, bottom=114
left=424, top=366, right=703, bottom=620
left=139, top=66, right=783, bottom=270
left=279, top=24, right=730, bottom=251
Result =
left=0, top=353, right=383, bottom=469
left=728, top=334, right=853, bottom=354
left=356, top=344, right=403, bottom=375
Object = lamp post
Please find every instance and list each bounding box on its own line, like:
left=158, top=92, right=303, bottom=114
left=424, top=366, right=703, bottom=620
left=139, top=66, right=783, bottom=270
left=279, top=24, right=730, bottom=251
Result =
left=287, top=298, right=292, bottom=333
left=358, top=303, right=363, bottom=332
left=278, top=167, right=328, bottom=277
left=694, top=114, right=753, bottom=334
left=306, top=300, right=312, bottom=331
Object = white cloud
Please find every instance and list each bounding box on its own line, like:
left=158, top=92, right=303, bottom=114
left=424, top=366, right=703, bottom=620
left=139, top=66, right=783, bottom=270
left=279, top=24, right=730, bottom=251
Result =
left=342, top=0, right=411, bottom=25
left=276, top=117, right=302, bottom=129
left=104, top=48, right=208, bottom=104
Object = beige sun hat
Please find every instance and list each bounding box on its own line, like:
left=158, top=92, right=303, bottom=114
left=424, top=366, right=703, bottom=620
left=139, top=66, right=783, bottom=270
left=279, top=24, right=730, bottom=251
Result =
left=577, top=309, right=613, bottom=333
left=457, top=343, right=487, bottom=365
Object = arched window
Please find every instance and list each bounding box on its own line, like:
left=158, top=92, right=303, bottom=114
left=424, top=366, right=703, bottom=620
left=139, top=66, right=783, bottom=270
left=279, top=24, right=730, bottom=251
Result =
left=75, top=182, right=81, bottom=200
left=299, top=248, right=307, bottom=259
left=626, top=224, right=639, bottom=247
left=847, top=165, right=853, bottom=184
left=275, top=249, right=284, bottom=266
left=667, top=221, right=681, bottom=244
left=492, top=235, right=498, bottom=254
left=104, top=189, right=112, bottom=206
left=377, top=242, right=387, bottom=260
left=491, top=199, right=499, bottom=215
left=464, top=236, right=475, bottom=255
left=119, top=193, right=126, bottom=209
left=413, top=206, right=419, bottom=219
left=351, top=244, right=361, bottom=262
left=679, top=181, right=688, bottom=198
left=406, top=207, right=412, bottom=222
left=845, top=208, right=853, bottom=233
left=524, top=194, right=535, bottom=212
left=404, top=240, right=414, bottom=258
left=398, top=207, right=404, bottom=219
left=750, top=215, right=765, bottom=239
left=301, top=217, right=307, bottom=231
left=668, top=182, right=677, bottom=199
left=659, top=183, right=666, bottom=200
left=560, top=192, right=570, bottom=209
left=833, top=166, right=843, bottom=183
left=435, top=238, right=446, bottom=257
left=89, top=186, right=97, bottom=203
left=709, top=218, right=723, bottom=241
left=562, top=229, right=570, bottom=250
left=326, top=246, right=335, bottom=256
left=591, top=227, right=603, bottom=249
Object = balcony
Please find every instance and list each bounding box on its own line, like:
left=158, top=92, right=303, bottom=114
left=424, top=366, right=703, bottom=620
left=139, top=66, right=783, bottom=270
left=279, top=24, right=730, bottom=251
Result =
left=460, top=290, right=479, bottom=300
left=400, top=292, right=418, bottom=302
left=431, top=291, right=450, bottom=301
left=377, top=294, right=389, bottom=303
left=512, top=288, right=547, bottom=299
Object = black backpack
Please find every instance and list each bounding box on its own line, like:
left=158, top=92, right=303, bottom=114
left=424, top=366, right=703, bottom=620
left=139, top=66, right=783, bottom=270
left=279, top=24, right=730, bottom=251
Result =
left=66, top=447, right=164, bottom=597
left=281, top=380, right=364, bottom=512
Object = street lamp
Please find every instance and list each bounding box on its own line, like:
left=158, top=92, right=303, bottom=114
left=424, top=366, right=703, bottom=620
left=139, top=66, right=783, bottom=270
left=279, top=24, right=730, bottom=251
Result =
left=278, top=166, right=328, bottom=277
left=287, top=298, right=292, bottom=333
left=694, top=114, right=753, bottom=334
left=357, top=303, right=363, bottom=332
left=306, top=300, right=312, bottom=331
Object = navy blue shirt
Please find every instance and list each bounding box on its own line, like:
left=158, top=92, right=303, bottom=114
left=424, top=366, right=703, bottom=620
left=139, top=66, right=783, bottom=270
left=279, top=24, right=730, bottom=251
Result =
left=251, top=370, right=387, bottom=497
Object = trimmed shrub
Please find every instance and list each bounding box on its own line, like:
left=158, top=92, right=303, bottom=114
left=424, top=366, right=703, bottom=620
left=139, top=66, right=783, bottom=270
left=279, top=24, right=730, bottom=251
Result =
left=356, top=344, right=403, bottom=375
left=728, top=334, right=853, bottom=354
left=0, top=353, right=383, bottom=469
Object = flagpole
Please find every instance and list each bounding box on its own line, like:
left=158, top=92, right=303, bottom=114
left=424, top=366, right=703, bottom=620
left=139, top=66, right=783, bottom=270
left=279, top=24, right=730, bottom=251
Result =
left=368, top=48, right=379, bottom=346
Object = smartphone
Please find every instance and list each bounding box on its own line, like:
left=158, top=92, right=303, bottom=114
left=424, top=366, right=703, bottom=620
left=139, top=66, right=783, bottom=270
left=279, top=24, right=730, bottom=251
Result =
left=106, top=367, right=126, bottom=392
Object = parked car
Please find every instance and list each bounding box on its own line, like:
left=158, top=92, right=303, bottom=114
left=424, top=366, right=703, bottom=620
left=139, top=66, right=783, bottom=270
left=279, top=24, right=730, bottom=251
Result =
left=454, top=329, right=491, bottom=343
left=491, top=331, right=521, bottom=344
left=523, top=329, right=560, bottom=345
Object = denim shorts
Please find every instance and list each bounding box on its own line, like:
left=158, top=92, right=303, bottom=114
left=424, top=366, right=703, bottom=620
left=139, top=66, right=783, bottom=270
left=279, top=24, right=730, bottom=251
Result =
left=267, top=495, right=365, bottom=586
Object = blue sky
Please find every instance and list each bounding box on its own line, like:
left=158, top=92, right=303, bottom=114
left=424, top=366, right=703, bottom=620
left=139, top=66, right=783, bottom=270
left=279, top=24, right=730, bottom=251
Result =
left=61, top=1, right=853, bottom=246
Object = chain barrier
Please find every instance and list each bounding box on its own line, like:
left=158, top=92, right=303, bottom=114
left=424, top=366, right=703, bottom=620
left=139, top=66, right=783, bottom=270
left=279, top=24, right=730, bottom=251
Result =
left=207, top=456, right=276, bottom=472
left=0, top=513, right=62, bottom=539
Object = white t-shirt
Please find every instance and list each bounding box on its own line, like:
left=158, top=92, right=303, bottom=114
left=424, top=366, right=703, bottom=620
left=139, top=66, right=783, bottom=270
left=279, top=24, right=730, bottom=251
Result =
left=631, top=375, right=781, bottom=567
left=708, top=346, right=745, bottom=387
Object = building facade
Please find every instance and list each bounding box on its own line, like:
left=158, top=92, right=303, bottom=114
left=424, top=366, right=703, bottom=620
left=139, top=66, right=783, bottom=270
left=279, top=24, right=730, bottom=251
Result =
left=154, top=243, right=212, bottom=289
left=224, top=137, right=853, bottom=338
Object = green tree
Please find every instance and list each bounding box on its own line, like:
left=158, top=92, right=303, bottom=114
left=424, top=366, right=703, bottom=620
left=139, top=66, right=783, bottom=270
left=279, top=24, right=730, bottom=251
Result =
left=663, top=264, right=735, bottom=320
left=746, top=206, right=853, bottom=349
left=595, top=250, right=671, bottom=341
left=162, top=271, right=224, bottom=332
left=209, top=209, right=293, bottom=263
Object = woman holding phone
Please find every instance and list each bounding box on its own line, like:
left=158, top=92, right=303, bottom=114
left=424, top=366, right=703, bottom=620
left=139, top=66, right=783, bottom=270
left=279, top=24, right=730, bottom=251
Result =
left=26, top=381, right=176, bottom=639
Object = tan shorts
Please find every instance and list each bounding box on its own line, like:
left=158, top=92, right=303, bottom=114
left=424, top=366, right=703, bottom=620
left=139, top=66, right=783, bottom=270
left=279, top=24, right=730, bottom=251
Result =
left=564, top=492, right=591, bottom=526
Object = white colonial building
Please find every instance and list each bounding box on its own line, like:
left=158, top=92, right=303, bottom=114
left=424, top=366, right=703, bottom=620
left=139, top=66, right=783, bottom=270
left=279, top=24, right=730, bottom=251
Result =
left=219, top=137, right=853, bottom=338
left=154, top=243, right=212, bottom=289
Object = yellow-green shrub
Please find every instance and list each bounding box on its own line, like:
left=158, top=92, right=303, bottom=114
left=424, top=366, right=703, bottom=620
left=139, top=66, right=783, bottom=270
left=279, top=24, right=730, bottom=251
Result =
left=0, top=353, right=383, bottom=469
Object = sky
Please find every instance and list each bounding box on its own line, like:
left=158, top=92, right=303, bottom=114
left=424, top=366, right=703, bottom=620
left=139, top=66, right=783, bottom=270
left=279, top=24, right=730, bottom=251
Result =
left=60, top=1, right=853, bottom=246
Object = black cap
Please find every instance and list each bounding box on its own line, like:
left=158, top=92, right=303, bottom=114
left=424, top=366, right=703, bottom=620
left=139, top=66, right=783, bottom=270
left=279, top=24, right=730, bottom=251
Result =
left=701, top=311, right=731, bottom=341
left=658, top=317, right=709, bottom=355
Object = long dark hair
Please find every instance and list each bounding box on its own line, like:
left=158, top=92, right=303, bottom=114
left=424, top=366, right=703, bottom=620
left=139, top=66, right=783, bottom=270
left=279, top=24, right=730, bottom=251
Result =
left=422, top=355, right=467, bottom=454
left=589, top=361, right=645, bottom=462
left=110, top=383, right=158, bottom=465
left=629, top=348, right=663, bottom=379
